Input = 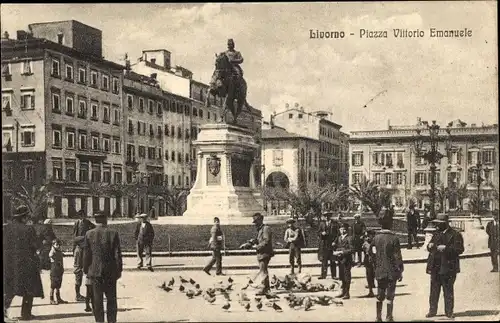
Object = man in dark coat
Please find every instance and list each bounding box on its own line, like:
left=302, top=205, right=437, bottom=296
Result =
left=425, top=213, right=465, bottom=319
left=134, top=213, right=155, bottom=271
left=83, top=211, right=123, bottom=323
left=373, top=214, right=404, bottom=322
left=73, top=209, right=96, bottom=301
left=406, top=205, right=421, bottom=249
left=203, top=217, right=224, bottom=275
left=485, top=212, right=499, bottom=272
left=3, top=205, right=44, bottom=321
left=38, top=218, right=57, bottom=271
left=352, top=213, right=367, bottom=266
left=317, top=211, right=340, bottom=279
left=333, top=222, right=354, bottom=299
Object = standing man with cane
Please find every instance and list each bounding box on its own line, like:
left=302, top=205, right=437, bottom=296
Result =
left=73, top=209, right=95, bottom=301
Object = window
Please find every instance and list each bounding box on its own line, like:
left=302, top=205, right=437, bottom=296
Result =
left=396, top=152, right=404, bottom=168
left=373, top=152, right=394, bottom=167
left=171, top=151, right=175, bottom=162
left=483, top=149, right=495, bottom=164
left=126, top=144, right=135, bottom=161
left=113, top=138, right=120, bottom=154
left=164, top=124, right=169, bottom=136
left=51, top=59, right=60, bottom=77
left=193, top=107, right=198, bottom=117
left=20, top=91, right=35, bottom=110
left=157, top=102, right=162, bottom=116
left=148, top=147, right=155, bottom=159
left=298, top=113, right=303, bottom=119
left=52, top=159, right=63, bottom=180
left=113, top=167, right=122, bottom=184
left=157, top=125, right=162, bottom=138
left=65, top=159, right=76, bottom=181
left=289, top=113, right=293, bottom=119
left=91, top=135, right=100, bottom=151
left=113, top=107, right=120, bottom=125
left=139, top=98, right=145, bottom=112
left=352, top=152, right=363, bottom=166
left=415, top=172, right=427, bottom=186
left=24, top=165, right=33, bottom=181
left=91, top=164, right=101, bottom=182
left=172, top=175, right=175, bottom=186
left=396, top=173, right=405, bottom=185
left=148, top=100, right=154, bottom=114
left=21, top=60, right=32, bottom=75
left=2, top=63, right=11, bottom=76
left=102, top=74, right=109, bottom=90
left=66, top=96, right=74, bottom=115
left=52, top=93, right=60, bottom=112
left=177, top=127, right=182, bottom=139
left=352, top=173, right=362, bottom=185
left=171, top=125, right=175, bottom=137
left=65, top=64, right=73, bottom=80
left=185, top=129, right=190, bottom=140
left=78, top=67, right=86, bottom=83
left=91, top=70, right=98, bottom=86
left=103, top=137, right=111, bottom=152
left=103, top=166, right=111, bottom=184
left=2, top=93, right=12, bottom=113
left=374, top=173, right=381, bottom=185
left=165, top=150, right=169, bottom=161
left=79, top=133, right=87, bottom=150
left=199, top=109, right=204, bottom=118
left=52, top=129, right=62, bottom=148
left=138, top=145, right=146, bottom=158
left=78, top=100, right=87, bottom=118
left=20, top=127, right=35, bottom=146
left=178, top=152, right=182, bottom=163
left=2, top=163, right=13, bottom=180
left=159, top=148, right=164, bottom=160
left=308, top=151, right=312, bottom=167
left=90, top=103, right=99, bottom=120
left=112, top=78, right=119, bottom=94
left=66, top=130, right=75, bottom=149
left=385, top=173, right=393, bottom=185
left=103, top=104, right=110, bottom=123
left=149, top=124, right=155, bottom=137
left=128, top=119, right=134, bottom=134
left=300, top=148, right=305, bottom=166
left=127, top=94, right=133, bottom=109
left=184, top=105, right=190, bottom=116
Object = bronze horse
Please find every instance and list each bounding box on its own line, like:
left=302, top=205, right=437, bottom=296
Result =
left=207, top=53, right=248, bottom=124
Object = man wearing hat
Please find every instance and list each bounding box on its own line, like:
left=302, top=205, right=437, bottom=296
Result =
left=83, top=211, right=123, bottom=323
left=353, top=213, right=367, bottom=266
left=203, top=217, right=225, bottom=276
left=224, top=38, right=244, bottom=78
left=425, top=213, right=464, bottom=319
left=3, top=205, right=44, bottom=321
left=332, top=222, right=354, bottom=299
left=485, top=211, right=499, bottom=272
left=317, top=211, right=340, bottom=280
left=243, top=213, right=274, bottom=295
left=284, top=218, right=305, bottom=274
left=72, top=209, right=95, bottom=301
left=134, top=213, right=155, bottom=271
left=373, top=213, right=404, bottom=322
left=406, top=204, right=421, bottom=249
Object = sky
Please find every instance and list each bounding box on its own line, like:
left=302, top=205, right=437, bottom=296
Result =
left=1, top=2, right=498, bottom=133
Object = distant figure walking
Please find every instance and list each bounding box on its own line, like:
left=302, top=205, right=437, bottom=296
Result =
left=3, top=205, right=45, bottom=321
left=485, top=211, right=499, bottom=272
left=73, top=209, right=95, bottom=301
left=203, top=217, right=224, bottom=276
left=134, top=213, right=155, bottom=271
left=83, top=211, right=123, bottom=323
left=406, top=204, right=421, bottom=249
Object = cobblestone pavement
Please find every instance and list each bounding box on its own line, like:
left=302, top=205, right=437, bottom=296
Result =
left=6, top=257, right=499, bottom=322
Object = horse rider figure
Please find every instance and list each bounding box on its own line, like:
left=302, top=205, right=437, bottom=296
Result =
left=224, top=39, right=244, bottom=80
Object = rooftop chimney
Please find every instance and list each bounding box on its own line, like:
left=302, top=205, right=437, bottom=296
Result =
left=16, top=30, right=28, bottom=40
left=150, top=73, right=157, bottom=80
left=3, top=31, right=9, bottom=39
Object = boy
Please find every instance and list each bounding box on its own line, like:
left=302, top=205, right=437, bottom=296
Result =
left=49, top=239, right=68, bottom=305
left=362, top=230, right=377, bottom=297
left=333, top=223, right=353, bottom=299
left=284, top=218, right=305, bottom=274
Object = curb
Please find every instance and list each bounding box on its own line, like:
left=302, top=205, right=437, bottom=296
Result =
left=61, top=251, right=490, bottom=273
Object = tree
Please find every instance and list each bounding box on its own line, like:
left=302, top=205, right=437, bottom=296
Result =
left=161, top=186, right=189, bottom=216
left=454, top=184, right=469, bottom=211
left=349, top=176, right=392, bottom=217
left=11, top=184, right=52, bottom=222
left=434, top=184, right=450, bottom=213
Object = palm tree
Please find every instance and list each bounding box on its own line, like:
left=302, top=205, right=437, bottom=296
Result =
left=161, top=186, right=189, bottom=216
left=11, top=184, right=52, bottom=222
left=349, top=176, right=392, bottom=217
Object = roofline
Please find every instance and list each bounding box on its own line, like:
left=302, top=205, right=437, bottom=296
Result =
left=142, top=49, right=171, bottom=53
left=273, top=107, right=343, bottom=128
left=262, top=135, right=320, bottom=143
left=28, top=20, right=101, bottom=33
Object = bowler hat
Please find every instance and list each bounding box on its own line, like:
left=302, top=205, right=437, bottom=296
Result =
left=354, top=213, right=361, bottom=218
left=135, top=213, right=148, bottom=218
left=322, top=211, right=333, bottom=218
left=341, top=222, right=349, bottom=229
left=286, top=218, right=296, bottom=224
left=252, top=213, right=263, bottom=223
left=13, top=205, right=29, bottom=218
left=432, top=213, right=449, bottom=223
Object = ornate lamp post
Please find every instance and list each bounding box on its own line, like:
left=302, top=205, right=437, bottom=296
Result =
left=413, top=120, right=452, bottom=233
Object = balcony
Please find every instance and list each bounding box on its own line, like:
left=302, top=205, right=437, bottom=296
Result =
left=75, top=150, right=107, bottom=161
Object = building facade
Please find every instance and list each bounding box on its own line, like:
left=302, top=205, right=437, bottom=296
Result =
left=270, top=103, right=349, bottom=187
left=349, top=118, right=499, bottom=212
left=2, top=21, right=125, bottom=219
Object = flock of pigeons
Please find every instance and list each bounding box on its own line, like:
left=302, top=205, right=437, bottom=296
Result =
left=158, top=273, right=345, bottom=314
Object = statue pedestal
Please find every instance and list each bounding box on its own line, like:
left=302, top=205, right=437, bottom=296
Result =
left=183, top=123, right=264, bottom=223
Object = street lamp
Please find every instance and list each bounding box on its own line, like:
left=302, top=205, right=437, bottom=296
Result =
left=413, top=120, right=452, bottom=232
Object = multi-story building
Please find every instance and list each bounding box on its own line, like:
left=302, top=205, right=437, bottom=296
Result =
left=2, top=21, right=125, bottom=219
left=349, top=118, right=499, bottom=211
left=270, top=103, right=349, bottom=187
left=261, top=125, right=321, bottom=214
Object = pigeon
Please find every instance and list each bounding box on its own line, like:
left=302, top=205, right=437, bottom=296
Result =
left=254, top=297, right=262, bottom=302
left=238, top=292, right=250, bottom=303
left=195, top=284, right=200, bottom=290
left=225, top=283, right=233, bottom=291
left=194, top=289, right=203, bottom=296
left=241, top=283, right=249, bottom=290
left=272, top=303, right=283, bottom=312
left=163, top=286, right=172, bottom=293
left=180, top=276, right=189, bottom=284
left=303, top=297, right=313, bottom=311
left=207, top=296, right=216, bottom=304
left=256, top=302, right=263, bottom=311
left=189, top=278, right=196, bottom=285
left=228, top=277, right=234, bottom=283
left=221, top=290, right=232, bottom=301
left=179, top=285, right=185, bottom=292
left=222, top=303, right=231, bottom=311
left=159, top=282, right=167, bottom=289
left=265, top=292, right=279, bottom=300
left=244, top=302, right=251, bottom=311
left=186, top=290, right=195, bottom=299
left=248, top=278, right=254, bottom=284
left=168, top=277, right=175, bottom=286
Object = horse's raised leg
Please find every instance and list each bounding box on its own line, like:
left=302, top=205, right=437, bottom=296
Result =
left=220, top=96, right=228, bottom=123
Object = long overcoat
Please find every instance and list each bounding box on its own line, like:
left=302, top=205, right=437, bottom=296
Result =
left=317, top=220, right=339, bottom=262
left=3, top=222, right=44, bottom=298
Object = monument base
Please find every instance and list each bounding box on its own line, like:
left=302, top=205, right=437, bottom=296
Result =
left=183, top=123, right=265, bottom=221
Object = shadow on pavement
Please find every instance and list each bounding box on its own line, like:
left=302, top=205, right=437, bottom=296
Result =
left=394, top=292, right=412, bottom=297
left=151, top=264, right=187, bottom=268
left=454, top=310, right=500, bottom=317
left=12, top=301, right=82, bottom=307
left=21, top=312, right=93, bottom=321
left=117, top=307, right=144, bottom=312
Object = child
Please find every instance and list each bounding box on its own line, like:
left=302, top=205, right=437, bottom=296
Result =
left=284, top=218, right=305, bottom=274
left=49, top=239, right=68, bottom=305
left=362, top=230, right=377, bottom=297
left=84, top=274, right=93, bottom=312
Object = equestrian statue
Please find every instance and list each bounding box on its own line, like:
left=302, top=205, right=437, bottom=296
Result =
left=207, top=38, right=248, bottom=124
